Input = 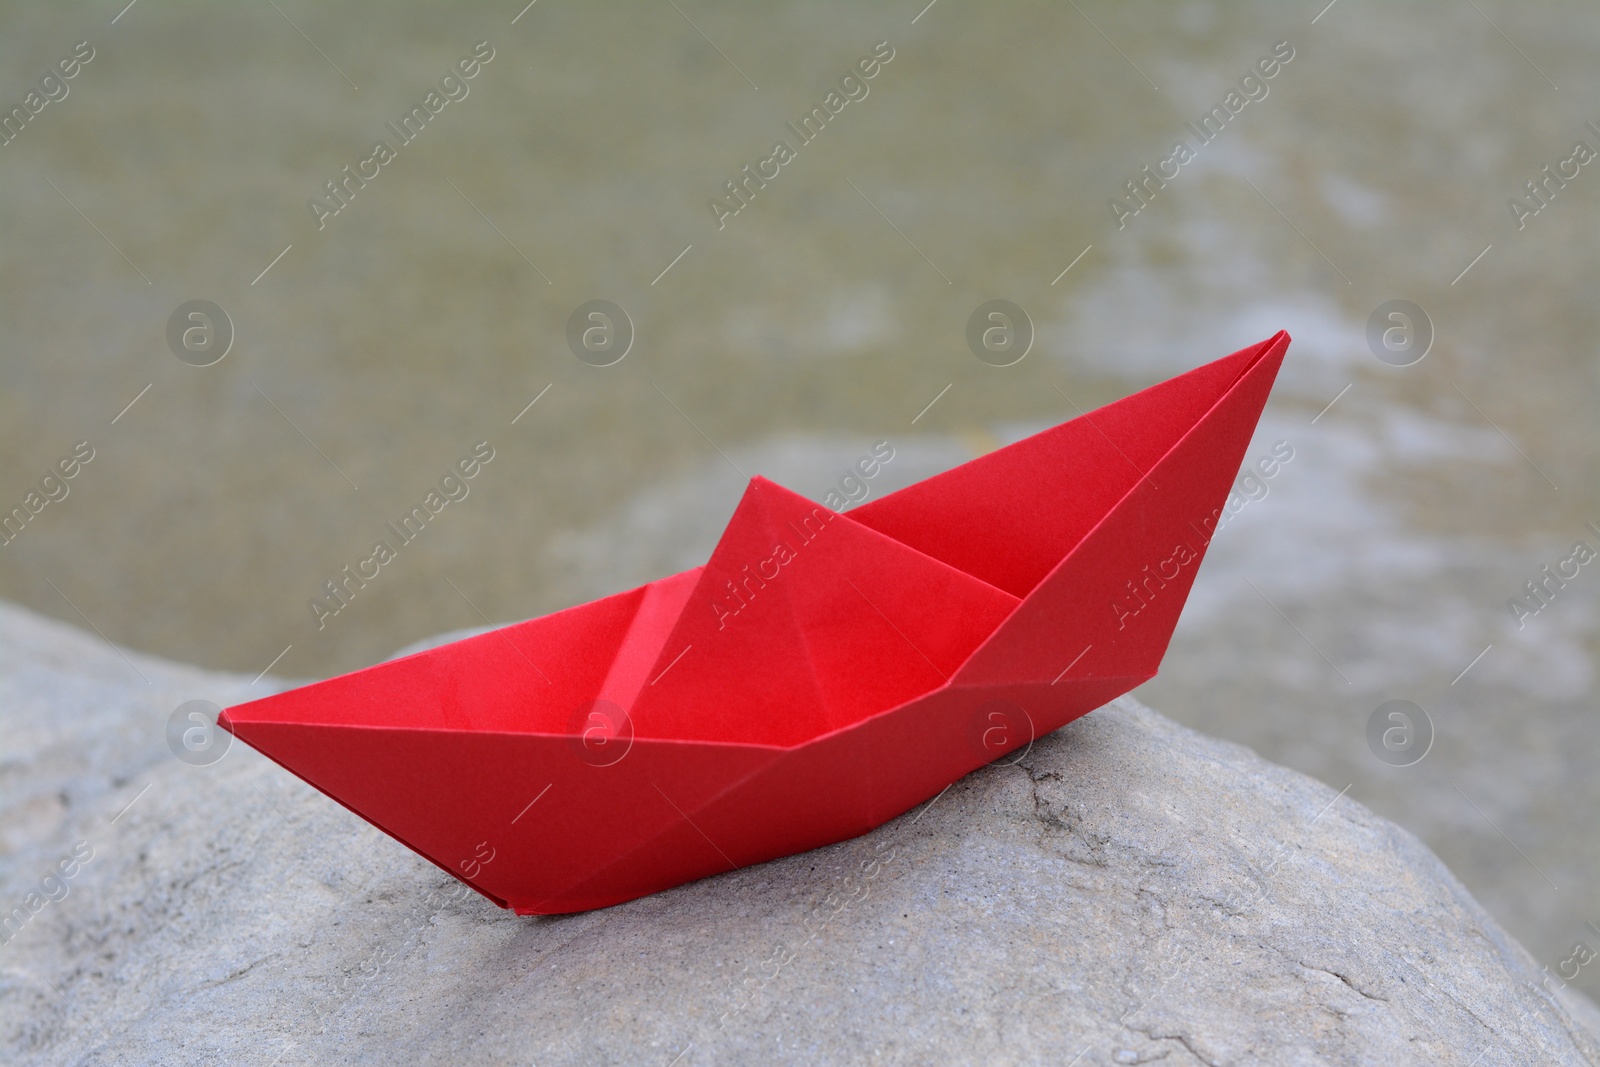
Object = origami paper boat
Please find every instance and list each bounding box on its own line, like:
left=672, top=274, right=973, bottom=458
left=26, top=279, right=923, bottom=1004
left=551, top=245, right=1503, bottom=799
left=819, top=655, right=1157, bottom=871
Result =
left=222, top=331, right=1289, bottom=914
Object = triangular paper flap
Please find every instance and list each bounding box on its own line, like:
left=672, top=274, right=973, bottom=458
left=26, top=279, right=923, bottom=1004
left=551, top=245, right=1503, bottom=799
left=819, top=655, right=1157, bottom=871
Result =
left=229, top=721, right=780, bottom=911
left=222, top=580, right=663, bottom=736
left=628, top=478, right=831, bottom=746
left=847, top=336, right=1274, bottom=599
left=631, top=477, right=1019, bottom=747
left=953, top=332, right=1288, bottom=686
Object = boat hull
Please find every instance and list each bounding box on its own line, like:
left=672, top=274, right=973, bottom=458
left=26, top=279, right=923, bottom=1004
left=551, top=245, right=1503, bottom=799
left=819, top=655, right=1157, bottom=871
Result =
left=221, top=331, right=1289, bottom=913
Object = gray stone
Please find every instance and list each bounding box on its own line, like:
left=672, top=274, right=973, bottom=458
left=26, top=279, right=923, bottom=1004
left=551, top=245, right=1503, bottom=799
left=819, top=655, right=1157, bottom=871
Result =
left=2, top=600, right=1596, bottom=1066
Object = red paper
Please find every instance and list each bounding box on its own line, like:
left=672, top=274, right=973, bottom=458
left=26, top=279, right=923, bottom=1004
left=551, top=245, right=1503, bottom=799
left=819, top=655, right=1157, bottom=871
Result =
left=222, top=331, right=1289, bottom=913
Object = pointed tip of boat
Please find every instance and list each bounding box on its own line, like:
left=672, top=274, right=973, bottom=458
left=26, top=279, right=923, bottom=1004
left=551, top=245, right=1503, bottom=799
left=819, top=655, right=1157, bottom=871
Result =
left=1264, top=328, right=1291, bottom=361
left=216, top=691, right=281, bottom=735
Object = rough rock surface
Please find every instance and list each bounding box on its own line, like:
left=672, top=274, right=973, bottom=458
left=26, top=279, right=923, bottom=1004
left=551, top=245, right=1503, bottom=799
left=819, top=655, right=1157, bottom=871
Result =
left=2, top=601, right=1596, bottom=1066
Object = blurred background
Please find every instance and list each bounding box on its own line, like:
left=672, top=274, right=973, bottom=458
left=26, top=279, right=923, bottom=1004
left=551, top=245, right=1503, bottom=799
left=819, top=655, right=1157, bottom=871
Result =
left=1, top=0, right=1595, bottom=1003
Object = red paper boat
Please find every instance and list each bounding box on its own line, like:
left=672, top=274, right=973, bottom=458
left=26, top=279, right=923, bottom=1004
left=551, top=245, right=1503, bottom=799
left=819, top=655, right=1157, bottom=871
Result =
left=222, top=331, right=1288, bottom=914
